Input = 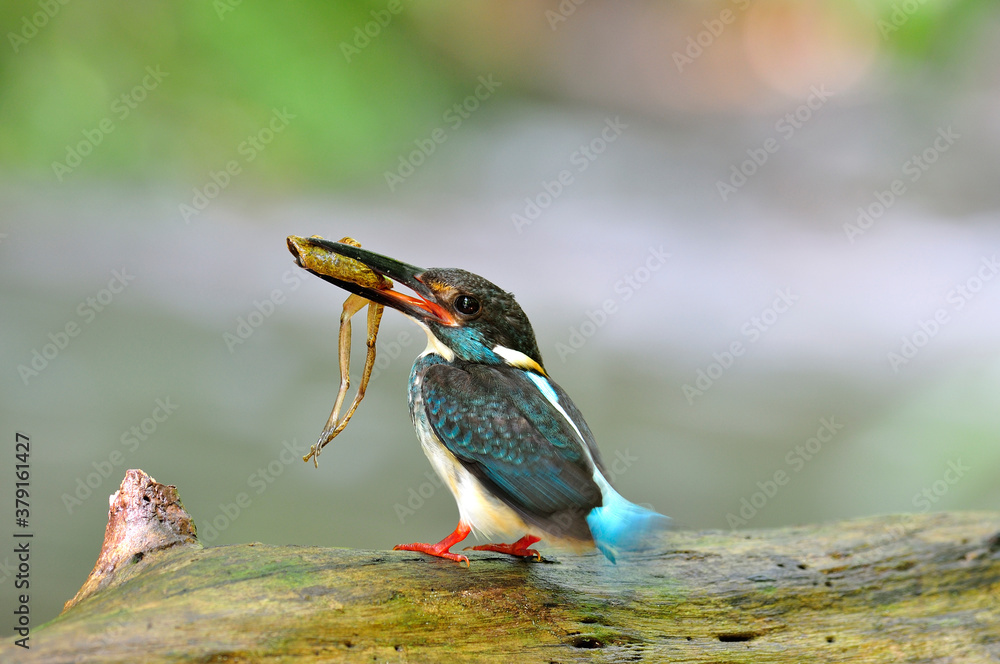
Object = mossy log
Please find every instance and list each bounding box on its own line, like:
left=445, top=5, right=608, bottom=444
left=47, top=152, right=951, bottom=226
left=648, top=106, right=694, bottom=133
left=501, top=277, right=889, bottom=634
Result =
left=4, top=469, right=999, bottom=663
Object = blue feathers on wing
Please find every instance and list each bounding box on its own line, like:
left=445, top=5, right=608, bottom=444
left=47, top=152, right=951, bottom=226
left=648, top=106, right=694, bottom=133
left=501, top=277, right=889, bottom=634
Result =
left=417, top=354, right=670, bottom=557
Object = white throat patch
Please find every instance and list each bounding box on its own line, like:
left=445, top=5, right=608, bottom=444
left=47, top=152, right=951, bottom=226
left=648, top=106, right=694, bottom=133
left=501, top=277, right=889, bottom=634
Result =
left=416, top=321, right=455, bottom=361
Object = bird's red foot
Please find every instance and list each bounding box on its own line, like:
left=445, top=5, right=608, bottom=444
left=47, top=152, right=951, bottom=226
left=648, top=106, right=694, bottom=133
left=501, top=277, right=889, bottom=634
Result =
left=394, top=522, right=471, bottom=566
left=464, top=534, right=542, bottom=560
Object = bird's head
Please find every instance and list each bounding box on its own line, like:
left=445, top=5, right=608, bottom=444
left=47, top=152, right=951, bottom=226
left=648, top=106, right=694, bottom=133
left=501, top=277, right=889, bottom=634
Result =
left=288, top=237, right=547, bottom=375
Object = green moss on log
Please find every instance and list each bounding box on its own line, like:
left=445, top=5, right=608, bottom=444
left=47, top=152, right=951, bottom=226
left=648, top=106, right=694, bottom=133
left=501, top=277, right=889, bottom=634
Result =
left=5, top=512, right=999, bottom=663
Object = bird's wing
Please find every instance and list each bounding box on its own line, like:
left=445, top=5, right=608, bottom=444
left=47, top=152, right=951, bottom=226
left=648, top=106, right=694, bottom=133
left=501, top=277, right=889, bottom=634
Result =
left=420, top=362, right=603, bottom=519
left=546, top=378, right=608, bottom=474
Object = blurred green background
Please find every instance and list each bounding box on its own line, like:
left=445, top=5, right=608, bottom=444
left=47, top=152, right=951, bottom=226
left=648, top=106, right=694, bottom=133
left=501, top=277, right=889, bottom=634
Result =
left=2, top=0, right=1000, bottom=632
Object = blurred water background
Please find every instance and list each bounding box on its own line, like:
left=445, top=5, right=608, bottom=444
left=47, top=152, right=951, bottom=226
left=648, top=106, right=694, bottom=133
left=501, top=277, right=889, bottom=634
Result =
left=2, top=0, right=999, bottom=629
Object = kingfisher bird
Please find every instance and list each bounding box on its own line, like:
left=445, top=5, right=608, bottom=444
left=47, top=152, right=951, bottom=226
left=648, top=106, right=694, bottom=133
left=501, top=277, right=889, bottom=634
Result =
left=295, top=237, right=669, bottom=564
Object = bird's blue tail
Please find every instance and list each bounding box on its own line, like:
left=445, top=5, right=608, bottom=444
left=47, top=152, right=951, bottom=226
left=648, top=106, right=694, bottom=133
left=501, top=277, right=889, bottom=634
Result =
left=586, top=484, right=670, bottom=563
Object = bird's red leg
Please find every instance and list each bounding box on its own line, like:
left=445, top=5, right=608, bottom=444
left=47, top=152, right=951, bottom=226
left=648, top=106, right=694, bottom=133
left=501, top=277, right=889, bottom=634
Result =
left=465, top=534, right=542, bottom=560
left=394, top=522, right=472, bottom=566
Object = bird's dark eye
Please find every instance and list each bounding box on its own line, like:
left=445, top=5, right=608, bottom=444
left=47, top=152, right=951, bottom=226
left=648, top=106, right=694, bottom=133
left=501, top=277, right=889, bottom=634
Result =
left=454, top=294, right=481, bottom=316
